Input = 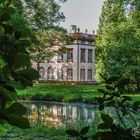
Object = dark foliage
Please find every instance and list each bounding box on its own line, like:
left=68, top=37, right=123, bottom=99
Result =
left=0, top=0, right=39, bottom=128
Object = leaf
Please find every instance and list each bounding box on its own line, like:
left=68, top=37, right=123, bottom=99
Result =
left=101, top=113, right=113, bottom=125
left=106, top=76, right=119, bottom=84
left=98, top=123, right=111, bottom=129
left=0, top=12, right=11, bottom=22
left=97, top=89, right=109, bottom=95
left=111, top=91, right=120, bottom=97
left=19, top=75, right=33, bottom=87
left=13, top=53, right=30, bottom=69
left=0, top=58, right=5, bottom=68
left=99, top=73, right=108, bottom=81
left=66, top=129, right=79, bottom=136
left=0, top=0, right=5, bottom=4
left=19, top=40, right=31, bottom=48
left=105, top=100, right=116, bottom=106
left=5, top=114, right=30, bottom=129
left=6, top=7, right=15, bottom=15
left=99, top=104, right=104, bottom=111
left=3, top=85, right=16, bottom=92
left=96, top=97, right=104, bottom=104
left=14, top=31, right=22, bottom=39
left=122, top=96, right=132, bottom=101
left=2, top=24, right=13, bottom=34
left=80, top=126, right=90, bottom=135
left=93, top=131, right=113, bottom=139
left=7, top=81, right=25, bottom=90
left=0, top=25, right=5, bottom=36
left=105, top=85, right=114, bottom=90
left=133, top=101, right=140, bottom=111
left=5, top=0, right=13, bottom=6
left=6, top=102, right=27, bottom=115
left=16, top=68, right=39, bottom=80
left=117, top=78, right=130, bottom=87
left=0, top=87, right=16, bottom=103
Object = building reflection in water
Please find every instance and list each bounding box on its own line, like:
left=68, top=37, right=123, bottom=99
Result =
left=25, top=102, right=95, bottom=127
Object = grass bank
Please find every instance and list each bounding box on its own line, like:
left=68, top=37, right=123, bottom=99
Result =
left=17, top=83, right=101, bottom=104
left=17, top=83, right=140, bottom=104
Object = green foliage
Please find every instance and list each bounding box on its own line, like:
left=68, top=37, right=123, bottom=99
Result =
left=96, top=0, right=140, bottom=92
left=0, top=124, right=69, bottom=140
left=95, top=75, right=139, bottom=139
left=65, top=75, right=139, bottom=140
left=0, top=0, right=39, bottom=128
left=29, top=27, right=72, bottom=67
left=15, top=0, right=72, bottom=67
left=66, top=126, right=90, bottom=140
left=13, top=0, right=71, bottom=70
left=22, top=0, right=65, bottom=30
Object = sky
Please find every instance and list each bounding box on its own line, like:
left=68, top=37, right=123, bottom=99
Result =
left=59, top=0, right=105, bottom=34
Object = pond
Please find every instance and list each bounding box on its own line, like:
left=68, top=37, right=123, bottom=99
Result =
left=22, top=101, right=139, bottom=128
left=23, top=101, right=97, bottom=127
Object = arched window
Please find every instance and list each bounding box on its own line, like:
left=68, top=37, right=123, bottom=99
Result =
left=39, top=67, right=45, bottom=80
left=58, top=69, right=63, bottom=80
left=48, top=67, right=53, bottom=80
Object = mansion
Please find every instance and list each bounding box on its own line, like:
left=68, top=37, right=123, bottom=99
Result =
left=33, top=30, right=96, bottom=82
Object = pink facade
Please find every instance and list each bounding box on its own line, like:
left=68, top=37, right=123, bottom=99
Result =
left=33, top=32, right=96, bottom=82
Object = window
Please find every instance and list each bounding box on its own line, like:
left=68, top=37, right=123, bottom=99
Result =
left=67, top=49, right=73, bottom=62
left=88, top=69, right=92, bottom=81
left=48, top=67, right=53, bottom=80
left=80, top=69, right=85, bottom=81
left=80, top=49, right=86, bottom=62
left=88, top=49, right=93, bottom=63
left=81, top=40, right=85, bottom=44
left=88, top=41, right=92, bottom=45
left=67, top=68, right=73, bottom=80
left=39, top=67, right=45, bottom=80
left=58, top=69, right=63, bottom=80
left=57, top=54, right=63, bottom=62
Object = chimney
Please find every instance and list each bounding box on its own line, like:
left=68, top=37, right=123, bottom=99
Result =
left=92, top=30, right=95, bottom=35
left=70, top=25, right=77, bottom=32
left=85, top=29, right=88, bottom=34
left=77, top=27, right=80, bottom=33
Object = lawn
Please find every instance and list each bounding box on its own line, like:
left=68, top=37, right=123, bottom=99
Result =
left=17, top=83, right=101, bottom=104
left=17, top=83, right=140, bottom=104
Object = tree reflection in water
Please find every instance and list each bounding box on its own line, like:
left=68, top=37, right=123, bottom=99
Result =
left=25, top=101, right=95, bottom=127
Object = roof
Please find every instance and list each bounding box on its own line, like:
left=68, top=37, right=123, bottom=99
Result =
left=70, top=32, right=96, bottom=42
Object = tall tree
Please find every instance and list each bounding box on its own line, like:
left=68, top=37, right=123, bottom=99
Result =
left=96, top=0, right=140, bottom=91
left=126, top=0, right=140, bottom=91
left=96, top=0, right=126, bottom=80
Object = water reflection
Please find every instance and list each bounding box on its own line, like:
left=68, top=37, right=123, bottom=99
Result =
left=24, top=101, right=96, bottom=127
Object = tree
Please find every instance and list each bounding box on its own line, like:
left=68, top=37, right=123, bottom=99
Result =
left=95, top=0, right=140, bottom=91
left=13, top=0, right=71, bottom=71
left=0, top=0, right=38, bottom=128
left=127, top=0, right=140, bottom=91
left=96, top=0, right=126, bottom=79
left=29, top=27, right=72, bottom=71
left=21, top=0, right=65, bottom=30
